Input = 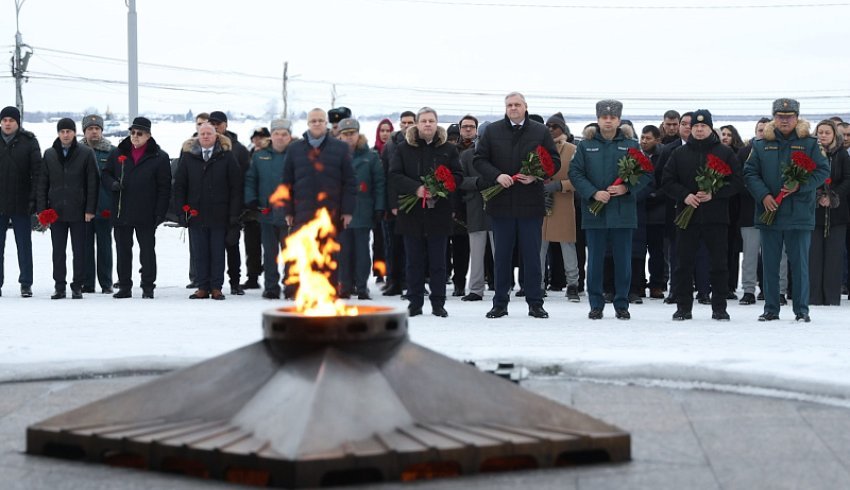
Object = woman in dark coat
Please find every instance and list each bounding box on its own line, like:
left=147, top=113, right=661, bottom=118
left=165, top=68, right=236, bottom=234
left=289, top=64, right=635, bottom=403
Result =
left=809, top=120, right=850, bottom=305
left=389, top=108, right=462, bottom=318
left=100, top=117, right=171, bottom=299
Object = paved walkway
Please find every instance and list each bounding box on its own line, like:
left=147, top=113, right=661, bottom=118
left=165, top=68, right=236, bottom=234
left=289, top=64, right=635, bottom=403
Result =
left=2, top=375, right=849, bottom=489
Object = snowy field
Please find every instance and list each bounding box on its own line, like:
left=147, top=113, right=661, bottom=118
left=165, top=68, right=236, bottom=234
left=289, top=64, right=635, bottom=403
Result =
left=2, top=223, right=850, bottom=408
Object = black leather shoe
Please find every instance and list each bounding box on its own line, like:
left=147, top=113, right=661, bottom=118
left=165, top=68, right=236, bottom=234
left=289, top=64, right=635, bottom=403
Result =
left=81, top=286, right=96, bottom=293
left=230, top=285, right=245, bottom=296
left=20, top=285, right=32, bottom=298
left=142, top=288, right=154, bottom=299
left=357, top=290, right=372, bottom=300
left=615, top=308, right=630, bottom=320
left=696, top=293, right=711, bottom=305
left=757, top=291, right=765, bottom=300
left=758, top=312, right=780, bottom=321
left=338, top=291, right=351, bottom=299
left=51, top=290, right=66, bottom=300
left=603, top=292, right=614, bottom=303
left=408, top=305, right=423, bottom=317
left=486, top=306, right=508, bottom=318
left=739, top=293, right=756, bottom=305
left=432, top=306, right=448, bottom=317
left=113, top=289, right=132, bottom=299
left=795, top=313, right=811, bottom=323
left=628, top=293, right=643, bottom=304
left=262, top=289, right=281, bottom=299
left=102, top=286, right=113, bottom=294
left=588, top=308, right=603, bottom=320
left=461, top=292, right=483, bottom=301
left=712, top=310, right=730, bottom=321
left=566, top=285, right=580, bottom=302
left=727, top=291, right=738, bottom=300
left=382, top=285, right=402, bottom=296
left=186, top=282, right=198, bottom=289
left=71, top=287, right=83, bottom=299
left=779, top=295, right=787, bottom=306
left=663, top=294, right=676, bottom=304
left=241, top=278, right=261, bottom=290
left=672, top=310, right=692, bottom=321
left=452, top=289, right=465, bottom=297
left=528, top=305, right=548, bottom=318
left=515, top=289, right=525, bottom=297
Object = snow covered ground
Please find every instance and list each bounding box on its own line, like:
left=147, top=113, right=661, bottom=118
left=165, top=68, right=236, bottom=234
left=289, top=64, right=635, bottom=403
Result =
left=1, top=225, right=849, bottom=407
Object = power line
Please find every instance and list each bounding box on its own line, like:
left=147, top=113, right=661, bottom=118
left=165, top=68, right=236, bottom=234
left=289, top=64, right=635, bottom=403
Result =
left=381, top=0, right=850, bottom=9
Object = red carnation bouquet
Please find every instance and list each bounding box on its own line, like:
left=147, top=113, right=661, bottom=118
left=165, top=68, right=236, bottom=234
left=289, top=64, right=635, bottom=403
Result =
left=398, top=164, right=456, bottom=213
left=760, top=151, right=817, bottom=226
left=180, top=204, right=199, bottom=241
left=481, top=145, right=555, bottom=201
left=36, top=208, right=59, bottom=232
left=674, top=154, right=733, bottom=229
left=589, top=148, right=654, bottom=216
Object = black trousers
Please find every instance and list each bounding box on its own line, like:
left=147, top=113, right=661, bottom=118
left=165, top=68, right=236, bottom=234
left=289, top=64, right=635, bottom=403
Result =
left=243, top=220, right=262, bottom=280
left=114, top=224, right=157, bottom=290
left=674, top=223, right=728, bottom=312
left=225, top=224, right=241, bottom=286
left=51, top=221, right=86, bottom=289
left=403, top=234, right=447, bottom=309
left=448, top=232, right=470, bottom=291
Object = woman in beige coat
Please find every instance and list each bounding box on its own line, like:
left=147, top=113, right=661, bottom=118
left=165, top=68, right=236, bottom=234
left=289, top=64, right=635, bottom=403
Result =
left=540, top=114, right=580, bottom=301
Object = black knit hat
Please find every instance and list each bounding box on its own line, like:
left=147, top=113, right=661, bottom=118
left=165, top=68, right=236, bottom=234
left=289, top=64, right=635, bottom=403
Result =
left=447, top=123, right=460, bottom=137
left=1, top=106, right=21, bottom=126
left=692, top=109, right=713, bottom=129
left=529, top=114, right=545, bottom=124
left=546, top=112, right=567, bottom=133
left=57, top=118, right=76, bottom=132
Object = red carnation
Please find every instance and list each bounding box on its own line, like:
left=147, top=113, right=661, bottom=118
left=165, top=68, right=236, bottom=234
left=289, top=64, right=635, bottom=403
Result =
left=182, top=204, right=191, bottom=212
left=261, top=208, right=270, bottom=215
left=791, top=151, right=816, bottom=172
left=706, top=154, right=732, bottom=176
left=825, top=178, right=832, bottom=186
left=100, top=209, right=111, bottom=219
left=435, top=165, right=456, bottom=192
left=189, top=209, right=199, bottom=217
left=359, top=182, right=368, bottom=193
left=536, top=145, right=555, bottom=177
left=117, top=155, right=127, bottom=164
left=627, top=148, right=654, bottom=173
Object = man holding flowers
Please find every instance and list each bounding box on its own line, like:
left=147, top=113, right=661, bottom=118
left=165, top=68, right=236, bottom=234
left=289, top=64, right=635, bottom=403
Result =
left=661, top=110, right=743, bottom=321
left=473, top=92, right=560, bottom=320
left=569, top=100, right=651, bottom=320
left=743, top=98, right=829, bottom=322
left=389, top=107, right=462, bottom=317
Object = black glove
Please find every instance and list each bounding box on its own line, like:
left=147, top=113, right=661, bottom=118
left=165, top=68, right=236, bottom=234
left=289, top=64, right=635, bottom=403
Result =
left=111, top=181, right=123, bottom=191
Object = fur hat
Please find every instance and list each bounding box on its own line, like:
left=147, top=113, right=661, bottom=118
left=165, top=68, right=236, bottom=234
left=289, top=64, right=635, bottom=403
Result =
left=270, top=119, right=292, bottom=133
left=773, top=98, right=800, bottom=115
left=1, top=106, right=21, bottom=126
left=338, top=118, right=359, bottom=133
left=82, top=114, right=104, bottom=131
left=57, top=118, right=76, bottom=132
left=692, top=109, right=713, bottom=129
left=596, top=99, right=623, bottom=118
left=328, top=107, right=352, bottom=124
left=208, top=111, right=227, bottom=123
left=251, top=127, right=270, bottom=139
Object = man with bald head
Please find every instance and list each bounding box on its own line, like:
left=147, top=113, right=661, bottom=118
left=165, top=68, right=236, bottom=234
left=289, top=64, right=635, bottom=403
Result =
left=281, top=108, right=356, bottom=297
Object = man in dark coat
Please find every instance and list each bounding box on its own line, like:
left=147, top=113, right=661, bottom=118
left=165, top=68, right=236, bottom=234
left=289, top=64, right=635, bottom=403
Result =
left=662, top=110, right=743, bottom=321
left=281, top=108, right=356, bottom=295
left=174, top=122, right=243, bottom=300
left=473, top=92, right=561, bottom=319
left=0, top=105, right=41, bottom=298
left=209, top=110, right=254, bottom=295
left=38, top=118, right=99, bottom=299
left=389, top=107, right=463, bottom=317
left=101, top=117, right=171, bottom=299
left=80, top=114, right=117, bottom=294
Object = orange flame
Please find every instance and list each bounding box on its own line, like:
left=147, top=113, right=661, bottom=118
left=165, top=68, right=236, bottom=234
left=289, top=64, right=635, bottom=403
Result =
left=268, top=184, right=291, bottom=208
left=279, top=208, right=357, bottom=316
left=317, top=191, right=328, bottom=202
left=373, top=260, right=386, bottom=276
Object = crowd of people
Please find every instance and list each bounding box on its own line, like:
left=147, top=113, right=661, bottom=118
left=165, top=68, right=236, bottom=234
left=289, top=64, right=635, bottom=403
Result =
left=1, top=93, right=848, bottom=323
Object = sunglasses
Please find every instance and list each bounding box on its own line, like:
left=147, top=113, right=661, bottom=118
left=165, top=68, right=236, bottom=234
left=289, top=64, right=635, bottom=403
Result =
left=129, top=130, right=148, bottom=136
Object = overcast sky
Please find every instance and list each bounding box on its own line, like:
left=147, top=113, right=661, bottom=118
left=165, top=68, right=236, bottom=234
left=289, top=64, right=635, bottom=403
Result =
left=2, top=0, right=849, bottom=119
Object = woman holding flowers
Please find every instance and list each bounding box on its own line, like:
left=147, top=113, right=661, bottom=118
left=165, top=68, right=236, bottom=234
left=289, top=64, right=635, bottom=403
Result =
left=809, top=120, right=850, bottom=306
left=662, top=110, right=743, bottom=321
left=389, top=107, right=462, bottom=318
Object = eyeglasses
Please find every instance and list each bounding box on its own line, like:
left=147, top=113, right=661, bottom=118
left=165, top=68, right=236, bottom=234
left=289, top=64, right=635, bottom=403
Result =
left=129, top=130, right=148, bottom=136
left=460, top=125, right=476, bottom=130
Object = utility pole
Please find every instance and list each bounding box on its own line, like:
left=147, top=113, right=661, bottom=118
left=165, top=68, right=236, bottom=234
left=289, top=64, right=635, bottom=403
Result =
left=12, top=0, right=33, bottom=117
left=126, top=0, right=139, bottom=121
left=282, top=61, right=288, bottom=118
left=330, top=84, right=337, bottom=108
